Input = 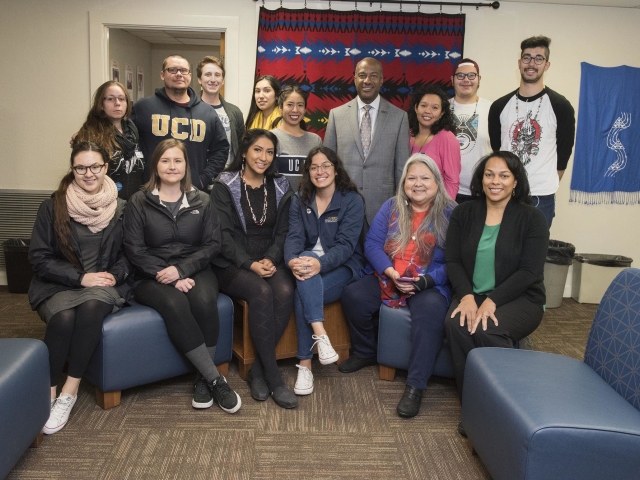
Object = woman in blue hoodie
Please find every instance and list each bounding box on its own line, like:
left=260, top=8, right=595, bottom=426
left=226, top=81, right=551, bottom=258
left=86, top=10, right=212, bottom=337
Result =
left=284, top=146, right=365, bottom=396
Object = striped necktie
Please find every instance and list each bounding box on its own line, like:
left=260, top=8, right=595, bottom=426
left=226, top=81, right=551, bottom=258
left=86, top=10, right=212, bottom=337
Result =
left=360, top=104, right=372, bottom=158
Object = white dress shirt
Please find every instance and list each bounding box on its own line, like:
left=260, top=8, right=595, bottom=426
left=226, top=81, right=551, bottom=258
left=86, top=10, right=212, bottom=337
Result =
left=356, top=95, right=381, bottom=136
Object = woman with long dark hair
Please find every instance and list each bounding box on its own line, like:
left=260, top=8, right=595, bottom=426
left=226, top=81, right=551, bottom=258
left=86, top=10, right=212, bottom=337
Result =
left=124, top=138, right=241, bottom=414
left=445, top=151, right=548, bottom=408
left=271, top=85, right=322, bottom=192
left=340, top=154, right=456, bottom=418
left=407, top=85, right=461, bottom=200
left=75, top=81, right=143, bottom=199
left=211, top=129, right=297, bottom=408
left=284, top=146, right=365, bottom=395
left=245, top=75, right=281, bottom=130
left=28, top=142, right=130, bottom=434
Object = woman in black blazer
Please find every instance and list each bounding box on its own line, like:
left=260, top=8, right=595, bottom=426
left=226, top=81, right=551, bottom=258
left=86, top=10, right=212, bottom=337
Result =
left=445, top=151, right=549, bottom=402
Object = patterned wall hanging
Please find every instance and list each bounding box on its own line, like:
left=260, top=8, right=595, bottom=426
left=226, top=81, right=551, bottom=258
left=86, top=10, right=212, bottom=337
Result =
left=255, top=7, right=465, bottom=138
left=570, top=62, right=640, bottom=205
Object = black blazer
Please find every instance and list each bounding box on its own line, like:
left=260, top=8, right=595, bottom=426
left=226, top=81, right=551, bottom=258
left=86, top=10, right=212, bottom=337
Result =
left=445, top=199, right=549, bottom=307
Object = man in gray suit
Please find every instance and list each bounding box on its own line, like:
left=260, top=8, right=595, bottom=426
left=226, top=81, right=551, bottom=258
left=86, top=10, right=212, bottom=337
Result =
left=324, top=57, right=411, bottom=223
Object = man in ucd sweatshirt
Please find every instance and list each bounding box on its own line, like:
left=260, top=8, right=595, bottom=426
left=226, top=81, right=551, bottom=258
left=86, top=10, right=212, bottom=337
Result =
left=131, top=55, right=229, bottom=189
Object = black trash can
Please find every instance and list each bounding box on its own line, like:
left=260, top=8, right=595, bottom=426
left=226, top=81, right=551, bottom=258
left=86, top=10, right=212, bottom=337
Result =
left=572, top=254, right=633, bottom=304
left=3, top=239, right=33, bottom=294
left=543, top=240, right=575, bottom=308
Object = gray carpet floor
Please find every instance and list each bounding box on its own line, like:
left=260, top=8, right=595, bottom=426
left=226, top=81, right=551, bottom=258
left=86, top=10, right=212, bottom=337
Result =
left=1, top=289, right=597, bottom=479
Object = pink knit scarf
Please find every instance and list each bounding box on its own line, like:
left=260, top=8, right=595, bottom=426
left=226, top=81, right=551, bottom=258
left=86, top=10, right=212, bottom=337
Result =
left=66, top=176, right=118, bottom=233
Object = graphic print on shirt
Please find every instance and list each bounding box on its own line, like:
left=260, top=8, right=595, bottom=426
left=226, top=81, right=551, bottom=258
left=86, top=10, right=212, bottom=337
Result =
left=111, top=150, right=144, bottom=176
left=453, top=113, right=479, bottom=155
left=509, top=110, right=543, bottom=166
left=605, top=112, right=631, bottom=178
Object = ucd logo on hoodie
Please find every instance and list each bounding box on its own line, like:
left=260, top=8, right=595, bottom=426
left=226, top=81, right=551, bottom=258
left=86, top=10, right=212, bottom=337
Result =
left=151, top=115, right=206, bottom=142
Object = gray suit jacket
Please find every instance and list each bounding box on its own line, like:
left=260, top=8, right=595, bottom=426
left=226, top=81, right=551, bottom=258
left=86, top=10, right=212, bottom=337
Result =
left=324, top=97, right=410, bottom=223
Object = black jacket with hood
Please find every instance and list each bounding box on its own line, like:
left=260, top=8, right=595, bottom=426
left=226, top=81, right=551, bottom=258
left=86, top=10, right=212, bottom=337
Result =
left=131, top=87, right=230, bottom=189
left=123, top=188, right=221, bottom=282
left=28, top=197, right=131, bottom=310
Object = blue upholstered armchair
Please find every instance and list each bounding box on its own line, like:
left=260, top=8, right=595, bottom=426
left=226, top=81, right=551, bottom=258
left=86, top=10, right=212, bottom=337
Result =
left=461, top=268, right=640, bottom=480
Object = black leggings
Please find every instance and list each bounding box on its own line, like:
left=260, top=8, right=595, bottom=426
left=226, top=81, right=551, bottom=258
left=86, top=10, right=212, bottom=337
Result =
left=44, top=300, right=113, bottom=386
left=214, top=266, right=294, bottom=389
left=133, top=268, right=220, bottom=354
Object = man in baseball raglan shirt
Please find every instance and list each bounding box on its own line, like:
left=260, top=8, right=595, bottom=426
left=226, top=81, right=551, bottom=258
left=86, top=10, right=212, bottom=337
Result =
left=488, top=36, right=575, bottom=227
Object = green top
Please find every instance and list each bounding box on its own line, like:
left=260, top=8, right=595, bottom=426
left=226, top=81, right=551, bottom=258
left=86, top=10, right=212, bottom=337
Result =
left=473, top=223, right=501, bottom=295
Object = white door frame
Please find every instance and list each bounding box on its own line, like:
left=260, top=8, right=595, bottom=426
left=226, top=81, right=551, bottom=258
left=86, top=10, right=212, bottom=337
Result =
left=89, top=11, right=239, bottom=102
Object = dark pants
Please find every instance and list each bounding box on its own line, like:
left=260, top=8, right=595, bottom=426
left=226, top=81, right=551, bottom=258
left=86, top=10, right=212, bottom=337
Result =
left=44, top=300, right=113, bottom=386
left=341, top=274, right=449, bottom=390
left=133, top=268, right=220, bottom=353
left=214, top=265, right=294, bottom=389
left=532, top=194, right=555, bottom=228
left=455, top=193, right=474, bottom=204
left=445, top=293, right=544, bottom=398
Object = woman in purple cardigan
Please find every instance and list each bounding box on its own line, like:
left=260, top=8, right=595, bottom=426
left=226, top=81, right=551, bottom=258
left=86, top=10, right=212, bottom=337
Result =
left=340, top=153, right=456, bottom=418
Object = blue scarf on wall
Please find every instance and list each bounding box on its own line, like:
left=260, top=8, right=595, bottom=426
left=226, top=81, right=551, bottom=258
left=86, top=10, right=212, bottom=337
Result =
left=570, top=62, right=640, bottom=205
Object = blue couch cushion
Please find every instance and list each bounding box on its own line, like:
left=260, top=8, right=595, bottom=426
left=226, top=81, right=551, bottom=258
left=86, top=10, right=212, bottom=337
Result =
left=584, top=268, right=640, bottom=411
left=463, top=348, right=640, bottom=480
left=0, top=339, right=50, bottom=479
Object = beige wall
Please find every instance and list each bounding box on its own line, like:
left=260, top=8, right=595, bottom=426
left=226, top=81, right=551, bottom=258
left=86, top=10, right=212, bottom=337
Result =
left=150, top=44, right=221, bottom=92
left=0, top=0, right=639, bottom=268
left=108, top=29, right=152, bottom=100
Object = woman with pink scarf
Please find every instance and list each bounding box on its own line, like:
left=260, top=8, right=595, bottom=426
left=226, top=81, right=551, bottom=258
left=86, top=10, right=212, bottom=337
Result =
left=28, top=141, right=131, bottom=435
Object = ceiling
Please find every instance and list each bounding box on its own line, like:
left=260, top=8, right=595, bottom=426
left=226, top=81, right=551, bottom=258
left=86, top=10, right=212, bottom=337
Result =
left=122, top=29, right=222, bottom=46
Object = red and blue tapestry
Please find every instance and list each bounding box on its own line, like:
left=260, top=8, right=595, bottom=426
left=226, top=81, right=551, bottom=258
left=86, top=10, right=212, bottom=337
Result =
left=570, top=62, right=640, bottom=205
left=255, top=7, right=465, bottom=138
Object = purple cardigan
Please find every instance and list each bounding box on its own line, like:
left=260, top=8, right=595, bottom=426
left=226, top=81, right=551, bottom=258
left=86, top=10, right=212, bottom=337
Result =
left=364, top=198, right=452, bottom=303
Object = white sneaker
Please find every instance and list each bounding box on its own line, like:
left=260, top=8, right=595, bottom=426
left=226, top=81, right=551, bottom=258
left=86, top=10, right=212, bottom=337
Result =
left=312, top=334, right=339, bottom=365
left=50, top=399, right=56, bottom=410
left=43, top=393, right=77, bottom=434
left=294, top=365, right=314, bottom=395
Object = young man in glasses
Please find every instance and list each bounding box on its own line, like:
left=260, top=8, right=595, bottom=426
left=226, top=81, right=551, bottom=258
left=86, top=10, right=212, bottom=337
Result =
left=488, top=36, right=575, bottom=228
left=450, top=58, right=492, bottom=204
left=131, top=55, right=229, bottom=190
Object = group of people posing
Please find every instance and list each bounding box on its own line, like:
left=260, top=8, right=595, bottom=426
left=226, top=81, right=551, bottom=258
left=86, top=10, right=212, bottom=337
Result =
left=29, top=34, right=570, bottom=435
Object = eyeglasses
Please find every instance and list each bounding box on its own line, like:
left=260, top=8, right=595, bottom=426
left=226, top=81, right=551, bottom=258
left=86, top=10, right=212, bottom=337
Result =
left=164, top=67, right=191, bottom=75
left=72, top=164, right=106, bottom=175
left=309, top=163, right=334, bottom=173
left=454, top=72, right=478, bottom=80
left=521, top=54, right=546, bottom=65
left=104, top=96, right=126, bottom=103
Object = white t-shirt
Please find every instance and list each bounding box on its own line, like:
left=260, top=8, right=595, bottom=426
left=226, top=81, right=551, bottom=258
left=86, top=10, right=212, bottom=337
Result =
left=450, top=98, right=492, bottom=196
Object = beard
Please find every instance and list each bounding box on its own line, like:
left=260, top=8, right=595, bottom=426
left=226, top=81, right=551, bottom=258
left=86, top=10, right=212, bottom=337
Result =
left=521, top=68, right=544, bottom=84
left=167, top=85, right=188, bottom=96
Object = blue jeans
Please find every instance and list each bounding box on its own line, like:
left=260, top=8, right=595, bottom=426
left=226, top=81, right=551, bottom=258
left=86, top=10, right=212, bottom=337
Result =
left=532, top=194, right=555, bottom=228
left=294, top=251, right=353, bottom=359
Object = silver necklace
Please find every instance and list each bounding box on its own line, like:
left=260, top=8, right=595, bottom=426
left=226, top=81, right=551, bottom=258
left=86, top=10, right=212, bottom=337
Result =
left=515, top=91, right=542, bottom=121
left=451, top=98, right=478, bottom=118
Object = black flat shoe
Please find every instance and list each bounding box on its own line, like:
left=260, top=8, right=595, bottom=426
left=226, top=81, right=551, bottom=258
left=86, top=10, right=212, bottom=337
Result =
left=396, top=386, right=423, bottom=418
left=457, top=421, right=467, bottom=437
left=271, top=385, right=298, bottom=409
left=337, top=355, right=377, bottom=373
left=247, top=370, right=269, bottom=401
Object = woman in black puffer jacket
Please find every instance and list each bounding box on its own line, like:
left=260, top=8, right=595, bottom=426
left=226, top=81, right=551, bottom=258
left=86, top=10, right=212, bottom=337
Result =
left=124, top=138, right=241, bottom=414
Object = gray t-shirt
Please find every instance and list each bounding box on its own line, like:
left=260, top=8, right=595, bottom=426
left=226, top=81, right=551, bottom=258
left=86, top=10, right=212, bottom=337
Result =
left=212, top=103, right=233, bottom=166
left=271, top=128, right=322, bottom=192
left=74, top=222, right=104, bottom=273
